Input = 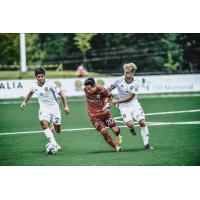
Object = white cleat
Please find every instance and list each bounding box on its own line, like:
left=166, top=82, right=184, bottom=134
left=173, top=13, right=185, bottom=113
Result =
left=115, top=146, right=122, bottom=152
left=55, top=144, right=61, bottom=151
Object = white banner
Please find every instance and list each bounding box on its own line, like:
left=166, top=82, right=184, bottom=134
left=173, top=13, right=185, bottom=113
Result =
left=0, top=74, right=200, bottom=99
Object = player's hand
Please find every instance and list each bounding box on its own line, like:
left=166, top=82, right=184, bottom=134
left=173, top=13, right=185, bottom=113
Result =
left=104, top=108, right=110, bottom=113
left=103, top=103, right=110, bottom=113
left=109, top=99, right=118, bottom=105
left=20, top=101, right=26, bottom=110
left=64, top=106, right=70, bottom=115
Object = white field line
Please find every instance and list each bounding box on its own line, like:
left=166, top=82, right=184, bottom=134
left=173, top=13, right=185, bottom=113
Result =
left=0, top=121, right=200, bottom=136
left=0, top=93, right=200, bottom=105
left=114, top=109, right=200, bottom=120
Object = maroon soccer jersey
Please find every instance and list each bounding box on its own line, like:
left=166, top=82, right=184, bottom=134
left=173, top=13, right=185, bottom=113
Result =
left=84, top=86, right=110, bottom=118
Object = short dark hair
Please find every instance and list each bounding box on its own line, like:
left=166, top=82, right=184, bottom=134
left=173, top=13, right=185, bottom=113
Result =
left=35, top=67, right=45, bottom=76
left=84, top=77, right=96, bottom=86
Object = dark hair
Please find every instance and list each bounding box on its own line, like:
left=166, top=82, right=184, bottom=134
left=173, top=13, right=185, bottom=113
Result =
left=35, top=67, right=45, bottom=76
left=84, top=77, right=96, bottom=86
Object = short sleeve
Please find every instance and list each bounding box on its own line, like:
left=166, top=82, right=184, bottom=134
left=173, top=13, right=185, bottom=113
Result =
left=50, top=81, right=61, bottom=94
left=110, top=79, right=118, bottom=89
left=130, top=81, right=140, bottom=94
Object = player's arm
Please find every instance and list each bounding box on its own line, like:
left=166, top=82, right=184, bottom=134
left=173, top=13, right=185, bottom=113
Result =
left=102, top=97, right=111, bottom=113
left=20, top=91, right=34, bottom=110
left=110, top=92, right=135, bottom=105
left=58, top=91, right=70, bottom=115
left=107, top=84, right=116, bottom=92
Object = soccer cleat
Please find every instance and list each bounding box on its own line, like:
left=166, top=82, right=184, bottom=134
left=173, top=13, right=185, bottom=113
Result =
left=116, top=135, right=123, bottom=145
left=130, top=127, right=137, bottom=135
left=115, top=146, right=122, bottom=152
left=144, top=144, right=154, bottom=150
left=56, top=144, right=61, bottom=151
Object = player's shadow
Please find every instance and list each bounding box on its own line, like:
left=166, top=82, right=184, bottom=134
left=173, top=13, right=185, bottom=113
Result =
left=122, top=148, right=147, bottom=152
left=89, top=150, right=115, bottom=154
left=89, top=148, right=146, bottom=154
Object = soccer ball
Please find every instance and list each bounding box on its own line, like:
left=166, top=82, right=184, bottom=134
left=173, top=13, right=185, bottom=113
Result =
left=45, top=143, right=58, bottom=155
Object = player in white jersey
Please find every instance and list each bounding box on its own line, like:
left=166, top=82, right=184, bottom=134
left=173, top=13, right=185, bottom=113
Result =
left=20, top=68, right=70, bottom=151
left=108, top=63, right=153, bottom=150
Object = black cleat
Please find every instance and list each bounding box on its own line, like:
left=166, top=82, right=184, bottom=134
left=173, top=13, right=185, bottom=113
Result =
left=144, top=144, right=154, bottom=150
left=130, top=127, right=137, bottom=135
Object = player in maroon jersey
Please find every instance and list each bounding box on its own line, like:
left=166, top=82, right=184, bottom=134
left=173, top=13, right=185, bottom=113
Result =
left=84, top=77, right=122, bottom=152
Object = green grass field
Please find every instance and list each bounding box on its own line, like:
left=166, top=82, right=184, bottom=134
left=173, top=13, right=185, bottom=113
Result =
left=0, top=93, right=200, bottom=166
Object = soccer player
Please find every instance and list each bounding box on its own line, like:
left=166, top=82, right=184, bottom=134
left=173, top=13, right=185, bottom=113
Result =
left=20, top=67, right=70, bottom=150
left=108, top=63, right=154, bottom=150
left=84, top=77, right=122, bottom=152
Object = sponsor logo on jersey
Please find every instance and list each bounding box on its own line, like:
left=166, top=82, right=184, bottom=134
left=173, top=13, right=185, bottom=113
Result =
left=44, top=87, right=48, bottom=91
left=130, top=86, right=134, bottom=90
left=96, top=94, right=100, bottom=99
left=40, top=93, right=44, bottom=96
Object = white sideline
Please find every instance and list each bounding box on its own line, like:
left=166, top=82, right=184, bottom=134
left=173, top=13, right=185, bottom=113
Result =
left=114, top=109, right=200, bottom=120
left=0, top=121, right=200, bottom=136
left=0, top=93, right=200, bottom=105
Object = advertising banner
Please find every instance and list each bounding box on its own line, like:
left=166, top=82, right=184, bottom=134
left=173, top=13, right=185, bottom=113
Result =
left=0, top=74, right=200, bottom=99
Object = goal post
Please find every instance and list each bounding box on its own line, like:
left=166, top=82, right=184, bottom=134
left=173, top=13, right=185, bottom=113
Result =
left=20, top=33, right=27, bottom=72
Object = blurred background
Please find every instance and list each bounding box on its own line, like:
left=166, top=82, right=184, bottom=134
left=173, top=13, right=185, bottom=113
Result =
left=0, top=33, right=200, bottom=79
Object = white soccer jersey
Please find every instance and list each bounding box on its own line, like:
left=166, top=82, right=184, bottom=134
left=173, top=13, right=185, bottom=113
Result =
left=30, top=79, right=61, bottom=109
left=112, top=76, right=140, bottom=107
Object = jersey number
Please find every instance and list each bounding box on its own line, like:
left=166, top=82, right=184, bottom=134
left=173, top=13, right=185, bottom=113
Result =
left=55, top=117, right=59, bottom=123
left=106, top=118, right=114, bottom=126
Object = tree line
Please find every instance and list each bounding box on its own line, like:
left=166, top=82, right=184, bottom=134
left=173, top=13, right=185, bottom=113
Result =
left=0, top=33, right=199, bottom=74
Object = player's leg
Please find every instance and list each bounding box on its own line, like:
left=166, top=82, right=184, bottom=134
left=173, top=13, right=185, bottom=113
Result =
left=105, top=113, right=122, bottom=145
left=39, top=109, right=59, bottom=148
left=120, top=107, right=137, bottom=135
left=134, top=107, right=154, bottom=150
left=126, top=120, right=137, bottom=135
left=111, top=126, right=122, bottom=145
left=91, top=117, right=121, bottom=152
left=51, top=111, right=62, bottom=149
left=51, top=109, right=62, bottom=134
left=40, top=120, right=58, bottom=147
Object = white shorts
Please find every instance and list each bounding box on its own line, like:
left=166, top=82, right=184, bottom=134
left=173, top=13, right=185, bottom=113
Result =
left=39, top=107, right=61, bottom=124
left=119, top=103, right=145, bottom=123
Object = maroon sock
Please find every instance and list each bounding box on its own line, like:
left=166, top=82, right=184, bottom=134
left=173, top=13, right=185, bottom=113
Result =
left=101, top=130, right=116, bottom=149
left=113, top=127, right=120, bottom=136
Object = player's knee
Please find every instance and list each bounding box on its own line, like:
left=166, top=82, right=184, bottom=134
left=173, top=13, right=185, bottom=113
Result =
left=55, top=128, right=61, bottom=133
left=40, top=120, right=49, bottom=129
left=100, top=127, right=107, bottom=135
left=139, top=119, right=146, bottom=127
left=126, top=121, right=134, bottom=129
left=54, top=125, right=61, bottom=133
left=41, top=124, right=48, bottom=129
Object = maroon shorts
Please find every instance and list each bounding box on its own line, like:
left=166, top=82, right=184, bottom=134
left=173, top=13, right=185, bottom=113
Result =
left=90, top=112, right=117, bottom=131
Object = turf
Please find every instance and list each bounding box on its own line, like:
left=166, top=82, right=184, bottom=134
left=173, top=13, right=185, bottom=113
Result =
left=0, top=93, right=200, bottom=166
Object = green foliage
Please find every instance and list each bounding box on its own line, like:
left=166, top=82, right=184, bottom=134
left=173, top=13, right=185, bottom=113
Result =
left=26, top=33, right=46, bottom=64
left=0, top=33, right=200, bottom=72
left=164, top=51, right=180, bottom=72
left=74, top=33, right=97, bottom=54
left=0, top=34, right=19, bottom=65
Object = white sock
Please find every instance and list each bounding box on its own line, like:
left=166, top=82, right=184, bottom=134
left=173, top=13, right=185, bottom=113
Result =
left=44, top=128, right=57, bottom=146
left=141, top=126, right=149, bottom=146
